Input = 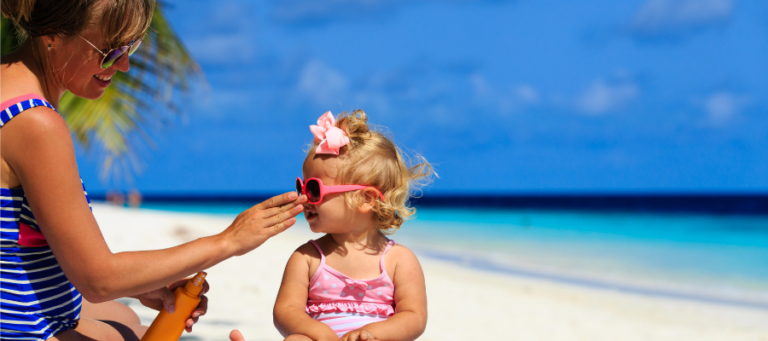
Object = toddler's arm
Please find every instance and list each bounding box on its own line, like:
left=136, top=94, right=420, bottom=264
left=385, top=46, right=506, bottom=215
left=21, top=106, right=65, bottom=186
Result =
left=345, top=246, right=427, bottom=341
left=274, top=245, right=339, bottom=341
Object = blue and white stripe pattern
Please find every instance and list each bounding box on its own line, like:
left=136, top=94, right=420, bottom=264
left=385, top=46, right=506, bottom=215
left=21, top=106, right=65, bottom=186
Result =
left=0, top=97, right=55, bottom=127
left=1, top=97, right=89, bottom=340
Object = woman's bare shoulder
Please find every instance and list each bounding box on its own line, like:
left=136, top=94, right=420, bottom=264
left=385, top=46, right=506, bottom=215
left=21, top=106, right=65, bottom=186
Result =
left=2, top=105, right=70, bottom=142
left=2, top=105, right=74, bottom=175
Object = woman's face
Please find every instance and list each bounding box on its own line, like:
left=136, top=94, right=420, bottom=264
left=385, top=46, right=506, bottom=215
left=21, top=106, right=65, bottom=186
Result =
left=50, top=27, right=132, bottom=99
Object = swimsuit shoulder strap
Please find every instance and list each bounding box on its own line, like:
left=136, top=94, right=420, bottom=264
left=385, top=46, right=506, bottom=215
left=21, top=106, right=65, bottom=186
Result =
left=379, top=240, right=395, bottom=272
left=0, top=94, right=57, bottom=127
left=308, top=239, right=326, bottom=266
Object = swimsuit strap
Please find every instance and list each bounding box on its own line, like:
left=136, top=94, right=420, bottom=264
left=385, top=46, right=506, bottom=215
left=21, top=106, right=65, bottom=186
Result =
left=380, top=240, right=395, bottom=272
left=0, top=94, right=57, bottom=127
left=309, top=239, right=326, bottom=267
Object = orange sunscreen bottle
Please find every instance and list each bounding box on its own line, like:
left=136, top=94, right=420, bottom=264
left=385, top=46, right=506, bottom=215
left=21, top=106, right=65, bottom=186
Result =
left=141, top=272, right=207, bottom=341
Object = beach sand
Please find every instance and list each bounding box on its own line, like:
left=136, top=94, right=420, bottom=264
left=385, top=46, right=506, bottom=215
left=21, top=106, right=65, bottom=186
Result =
left=93, top=203, right=768, bottom=341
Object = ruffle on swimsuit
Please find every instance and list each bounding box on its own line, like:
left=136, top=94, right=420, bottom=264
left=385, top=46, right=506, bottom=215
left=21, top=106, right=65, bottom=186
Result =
left=306, top=301, right=395, bottom=316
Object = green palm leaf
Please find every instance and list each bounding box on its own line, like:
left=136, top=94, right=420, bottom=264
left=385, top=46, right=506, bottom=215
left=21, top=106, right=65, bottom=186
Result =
left=2, top=2, right=203, bottom=183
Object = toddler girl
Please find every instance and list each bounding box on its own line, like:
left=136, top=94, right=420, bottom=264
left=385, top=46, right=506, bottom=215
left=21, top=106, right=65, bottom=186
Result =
left=273, top=110, right=432, bottom=341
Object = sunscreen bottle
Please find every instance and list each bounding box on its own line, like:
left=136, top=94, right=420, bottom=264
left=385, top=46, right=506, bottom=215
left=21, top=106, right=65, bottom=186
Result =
left=141, top=272, right=207, bottom=341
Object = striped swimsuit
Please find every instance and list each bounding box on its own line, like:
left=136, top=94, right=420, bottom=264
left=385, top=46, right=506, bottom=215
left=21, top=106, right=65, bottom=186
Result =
left=1, top=94, right=90, bottom=340
left=305, top=239, right=396, bottom=337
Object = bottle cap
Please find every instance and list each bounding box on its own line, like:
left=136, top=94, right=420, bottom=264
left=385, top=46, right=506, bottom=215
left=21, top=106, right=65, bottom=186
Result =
left=184, top=272, right=207, bottom=297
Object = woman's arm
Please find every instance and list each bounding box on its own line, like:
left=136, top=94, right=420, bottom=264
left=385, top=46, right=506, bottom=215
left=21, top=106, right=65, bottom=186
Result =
left=274, top=244, right=339, bottom=341
left=1, top=108, right=305, bottom=302
left=342, top=246, right=427, bottom=341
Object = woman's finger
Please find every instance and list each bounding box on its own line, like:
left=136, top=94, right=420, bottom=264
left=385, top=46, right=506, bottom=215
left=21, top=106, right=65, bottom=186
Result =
left=187, top=316, right=199, bottom=326
left=192, top=295, right=208, bottom=317
left=263, top=209, right=301, bottom=230
left=268, top=218, right=296, bottom=235
left=266, top=204, right=304, bottom=222
left=264, top=217, right=296, bottom=236
left=263, top=201, right=304, bottom=219
left=201, top=279, right=210, bottom=295
left=154, top=287, right=177, bottom=313
left=254, top=192, right=298, bottom=211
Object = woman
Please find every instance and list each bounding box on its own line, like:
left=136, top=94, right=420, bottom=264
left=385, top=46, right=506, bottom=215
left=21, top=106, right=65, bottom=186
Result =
left=0, top=1, right=306, bottom=340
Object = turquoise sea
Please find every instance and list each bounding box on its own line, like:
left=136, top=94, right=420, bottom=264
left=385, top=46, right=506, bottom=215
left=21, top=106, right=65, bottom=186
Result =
left=140, top=202, right=768, bottom=309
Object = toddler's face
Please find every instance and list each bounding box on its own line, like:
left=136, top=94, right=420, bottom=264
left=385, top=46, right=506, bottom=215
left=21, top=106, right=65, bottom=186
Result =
left=301, top=154, right=361, bottom=234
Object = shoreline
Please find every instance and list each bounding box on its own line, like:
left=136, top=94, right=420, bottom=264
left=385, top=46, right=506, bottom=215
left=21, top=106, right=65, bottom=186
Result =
left=93, top=203, right=768, bottom=340
left=415, top=246, right=768, bottom=311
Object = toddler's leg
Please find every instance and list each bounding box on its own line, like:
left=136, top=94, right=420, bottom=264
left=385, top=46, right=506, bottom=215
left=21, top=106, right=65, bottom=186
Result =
left=284, top=334, right=314, bottom=341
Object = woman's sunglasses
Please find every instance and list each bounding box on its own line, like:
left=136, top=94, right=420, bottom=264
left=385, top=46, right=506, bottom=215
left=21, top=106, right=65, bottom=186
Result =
left=78, top=34, right=143, bottom=69
left=296, top=177, right=384, bottom=205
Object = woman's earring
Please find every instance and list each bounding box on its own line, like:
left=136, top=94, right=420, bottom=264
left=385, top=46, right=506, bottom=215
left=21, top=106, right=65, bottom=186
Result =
left=47, top=44, right=51, bottom=51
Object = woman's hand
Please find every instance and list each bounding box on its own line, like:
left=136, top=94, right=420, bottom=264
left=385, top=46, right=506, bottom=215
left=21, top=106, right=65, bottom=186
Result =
left=221, top=192, right=307, bottom=256
left=135, top=278, right=210, bottom=332
left=340, top=328, right=379, bottom=341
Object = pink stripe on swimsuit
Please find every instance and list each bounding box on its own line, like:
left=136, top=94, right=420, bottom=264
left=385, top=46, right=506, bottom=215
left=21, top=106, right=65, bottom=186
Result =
left=306, top=239, right=396, bottom=337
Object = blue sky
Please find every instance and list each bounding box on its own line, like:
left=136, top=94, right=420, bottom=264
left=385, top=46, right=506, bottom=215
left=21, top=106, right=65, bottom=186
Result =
left=76, top=0, right=768, bottom=194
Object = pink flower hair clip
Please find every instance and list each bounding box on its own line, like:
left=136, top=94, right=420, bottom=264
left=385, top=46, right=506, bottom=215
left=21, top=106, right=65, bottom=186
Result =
left=310, top=111, right=350, bottom=155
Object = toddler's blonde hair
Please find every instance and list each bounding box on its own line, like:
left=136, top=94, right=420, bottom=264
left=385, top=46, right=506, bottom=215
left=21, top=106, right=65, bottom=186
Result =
left=308, top=110, right=433, bottom=233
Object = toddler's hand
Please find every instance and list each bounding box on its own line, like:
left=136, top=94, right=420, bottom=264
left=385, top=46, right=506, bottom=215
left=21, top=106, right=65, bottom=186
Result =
left=340, top=329, right=379, bottom=341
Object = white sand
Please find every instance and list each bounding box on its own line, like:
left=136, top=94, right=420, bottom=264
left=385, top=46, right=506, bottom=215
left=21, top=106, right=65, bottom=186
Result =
left=93, top=203, right=768, bottom=341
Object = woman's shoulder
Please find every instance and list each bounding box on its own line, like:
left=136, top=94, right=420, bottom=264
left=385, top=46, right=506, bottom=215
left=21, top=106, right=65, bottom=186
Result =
left=2, top=104, right=70, bottom=143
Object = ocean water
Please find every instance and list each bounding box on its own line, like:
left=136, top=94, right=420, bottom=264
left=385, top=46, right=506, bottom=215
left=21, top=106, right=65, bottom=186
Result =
left=140, top=202, right=768, bottom=308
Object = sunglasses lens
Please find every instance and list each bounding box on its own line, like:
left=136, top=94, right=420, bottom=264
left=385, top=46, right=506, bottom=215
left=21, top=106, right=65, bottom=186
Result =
left=295, top=179, right=303, bottom=196
left=101, top=46, right=129, bottom=68
left=128, top=39, right=142, bottom=56
left=306, top=179, right=321, bottom=203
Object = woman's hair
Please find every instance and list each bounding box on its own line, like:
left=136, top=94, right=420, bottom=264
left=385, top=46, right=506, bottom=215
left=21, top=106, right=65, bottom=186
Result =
left=310, top=110, right=434, bottom=233
left=1, top=0, right=154, bottom=48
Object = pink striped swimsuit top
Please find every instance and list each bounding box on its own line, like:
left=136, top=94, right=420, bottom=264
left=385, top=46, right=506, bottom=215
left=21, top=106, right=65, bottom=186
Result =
left=306, top=239, right=396, bottom=337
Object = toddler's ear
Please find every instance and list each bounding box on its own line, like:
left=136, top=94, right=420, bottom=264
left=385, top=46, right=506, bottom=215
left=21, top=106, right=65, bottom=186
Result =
left=357, top=188, right=380, bottom=213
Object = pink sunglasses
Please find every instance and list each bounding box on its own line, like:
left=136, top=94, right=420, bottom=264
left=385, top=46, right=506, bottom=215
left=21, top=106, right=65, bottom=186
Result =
left=296, top=177, right=384, bottom=204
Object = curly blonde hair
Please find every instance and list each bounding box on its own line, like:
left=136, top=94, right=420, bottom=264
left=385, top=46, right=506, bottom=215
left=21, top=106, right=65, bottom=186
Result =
left=307, top=110, right=434, bottom=233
